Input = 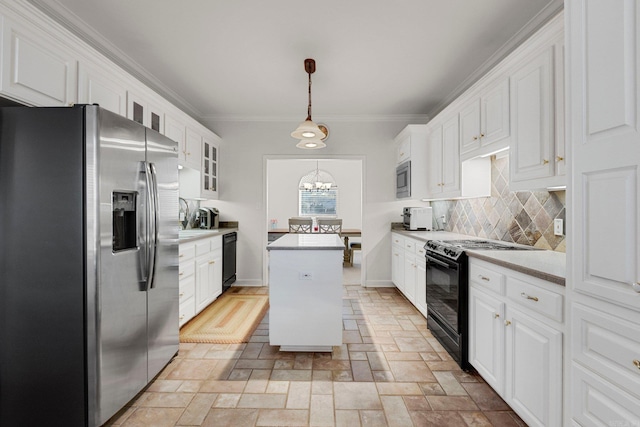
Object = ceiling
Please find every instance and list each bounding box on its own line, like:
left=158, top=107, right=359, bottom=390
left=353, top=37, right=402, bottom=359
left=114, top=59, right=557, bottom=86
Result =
left=29, top=0, right=562, bottom=123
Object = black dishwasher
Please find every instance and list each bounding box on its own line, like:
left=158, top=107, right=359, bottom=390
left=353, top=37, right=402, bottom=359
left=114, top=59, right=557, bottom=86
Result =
left=222, top=232, right=237, bottom=292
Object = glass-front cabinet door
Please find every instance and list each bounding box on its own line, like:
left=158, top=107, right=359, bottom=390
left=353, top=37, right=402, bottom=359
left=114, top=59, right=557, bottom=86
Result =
left=201, top=135, right=219, bottom=199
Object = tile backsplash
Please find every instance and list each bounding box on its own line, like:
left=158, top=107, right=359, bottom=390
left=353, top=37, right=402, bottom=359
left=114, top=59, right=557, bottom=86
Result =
left=430, top=155, right=566, bottom=252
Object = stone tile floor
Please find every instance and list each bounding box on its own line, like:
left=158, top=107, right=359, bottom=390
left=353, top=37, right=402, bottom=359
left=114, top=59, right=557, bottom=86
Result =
left=105, top=267, right=526, bottom=426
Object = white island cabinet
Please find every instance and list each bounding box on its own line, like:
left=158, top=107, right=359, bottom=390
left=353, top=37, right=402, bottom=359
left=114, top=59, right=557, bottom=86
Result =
left=267, top=234, right=344, bottom=352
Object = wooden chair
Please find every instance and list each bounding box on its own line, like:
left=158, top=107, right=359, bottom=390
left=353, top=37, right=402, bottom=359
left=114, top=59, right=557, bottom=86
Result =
left=288, top=218, right=312, bottom=233
left=317, top=218, right=342, bottom=234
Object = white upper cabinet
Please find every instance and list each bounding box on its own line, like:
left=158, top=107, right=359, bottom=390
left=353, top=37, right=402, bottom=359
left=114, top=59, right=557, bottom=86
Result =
left=423, top=116, right=490, bottom=201
left=393, top=125, right=429, bottom=199
left=427, top=115, right=461, bottom=197
left=127, top=90, right=164, bottom=134
left=509, top=18, right=564, bottom=191
left=1, top=16, right=76, bottom=106
left=460, top=78, right=510, bottom=159
left=77, top=61, right=127, bottom=116
left=201, top=134, right=220, bottom=199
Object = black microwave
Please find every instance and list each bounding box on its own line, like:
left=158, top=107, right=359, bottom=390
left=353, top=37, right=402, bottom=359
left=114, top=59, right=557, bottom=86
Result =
left=396, top=160, right=411, bottom=198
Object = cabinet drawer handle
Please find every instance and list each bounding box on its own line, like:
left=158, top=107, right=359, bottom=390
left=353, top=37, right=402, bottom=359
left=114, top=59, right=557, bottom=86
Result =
left=521, top=292, right=539, bottom=302
left=478, top=275, right=490, bottom=282
left=209, top=261, right=215, bottom=264
left=179, top=292, right=184, bottom=297
left=179, top=254, right=184, bottom=258
left=505, top=320, right=511, bottom=326
left=633, top=360, right=640, bottom=369
left=179, top=272, right=184, bottom=276
left=632, top=282, right=640, bottom=293
left=494, top=313, right=500, bottom=319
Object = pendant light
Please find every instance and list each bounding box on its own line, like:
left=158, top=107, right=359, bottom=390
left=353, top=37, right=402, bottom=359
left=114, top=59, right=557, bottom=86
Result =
left=292, top=58, right=327, bottom=149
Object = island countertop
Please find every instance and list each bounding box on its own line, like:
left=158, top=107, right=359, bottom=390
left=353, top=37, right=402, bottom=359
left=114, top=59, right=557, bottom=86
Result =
left=266, top=233, right=345, bottom=251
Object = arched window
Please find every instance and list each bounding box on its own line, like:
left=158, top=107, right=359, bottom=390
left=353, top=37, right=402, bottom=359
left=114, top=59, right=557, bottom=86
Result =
left=298, top=165, right=338, bottom=217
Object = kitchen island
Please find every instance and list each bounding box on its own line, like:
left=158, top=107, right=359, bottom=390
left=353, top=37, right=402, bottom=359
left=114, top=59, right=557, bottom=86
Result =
left=266, top=233, right=344, bottom=351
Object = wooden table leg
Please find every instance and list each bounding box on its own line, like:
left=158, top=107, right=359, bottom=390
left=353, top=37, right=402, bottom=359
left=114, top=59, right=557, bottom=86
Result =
left=343, top=236, right=350, bottom=266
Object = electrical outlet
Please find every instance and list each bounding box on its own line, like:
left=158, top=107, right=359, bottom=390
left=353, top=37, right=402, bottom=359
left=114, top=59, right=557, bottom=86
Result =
left=441, top=215, right=446, bottom=224
left=554, top=219, right=563, bottom=236
left=299, top=272, right=313, bottom=280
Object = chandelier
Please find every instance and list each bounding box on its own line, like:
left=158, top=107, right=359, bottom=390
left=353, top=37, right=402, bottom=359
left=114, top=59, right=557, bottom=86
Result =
left=291, top=58, right=328, bottom=149
left=299, top=161, right=336, bottom=191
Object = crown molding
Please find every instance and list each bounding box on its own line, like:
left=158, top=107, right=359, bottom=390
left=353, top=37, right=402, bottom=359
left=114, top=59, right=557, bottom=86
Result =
left=426, top=0, right=564, bottom=119
left=203, top=114, right=429, bottom=124
left=26, top=0, right=204, bottom=119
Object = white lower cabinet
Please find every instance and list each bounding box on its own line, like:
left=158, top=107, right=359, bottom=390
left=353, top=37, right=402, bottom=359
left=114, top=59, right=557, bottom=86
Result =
left=179, top=235, right=222, bottom=326
left=468, top=257, right=564, bottom=427
left=391, top=233, right=427, bottom=317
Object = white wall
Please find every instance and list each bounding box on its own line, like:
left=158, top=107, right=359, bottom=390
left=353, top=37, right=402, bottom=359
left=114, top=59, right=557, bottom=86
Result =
left=201, top=119, right=427, bottom=287
left=267, top=159, right=362, bottom=230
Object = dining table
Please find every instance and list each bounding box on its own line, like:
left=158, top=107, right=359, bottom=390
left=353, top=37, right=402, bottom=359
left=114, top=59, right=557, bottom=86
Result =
left=268, top=228, right=361, bottom=266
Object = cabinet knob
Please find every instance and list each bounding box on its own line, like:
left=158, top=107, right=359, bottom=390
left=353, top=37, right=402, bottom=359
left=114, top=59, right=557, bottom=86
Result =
left=556, top=156, right=564, bottom=162
left=520, top=292, right=539, bottom=302
left=472, top=136, right=478, bottom=141
left=179, top=292, right=184, bottom=297
left=480, top=133, right=485, bottom=138
left=179, top=315, right=185, bottom=320
left=543, top=159, right=549, bottom=165
left=494, top=313, right=500, bottom=319
left=179, top=272, right=184, bottom=276
left=634, top=359, right=640, bottom=369
left=632, top=282, right=640, bottom=293
left=505, top=320, right=511, bottom=326
left=179, top=254, right=184, bottom=258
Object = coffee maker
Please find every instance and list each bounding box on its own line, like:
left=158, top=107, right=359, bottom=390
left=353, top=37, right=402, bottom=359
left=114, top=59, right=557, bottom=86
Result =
left=198, top=207, right=219, bottom=229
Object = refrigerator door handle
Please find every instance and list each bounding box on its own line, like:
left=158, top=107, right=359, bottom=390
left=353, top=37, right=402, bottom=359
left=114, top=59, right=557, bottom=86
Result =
left=144, top=161, right=158, bottom=291
left=148, top=162, right=160, bottom=289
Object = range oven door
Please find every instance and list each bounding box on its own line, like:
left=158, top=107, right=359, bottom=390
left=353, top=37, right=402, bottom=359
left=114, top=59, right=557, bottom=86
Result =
left=425, top=252, right=460, bottom=334
left=425, top=250, right=469, bottom=369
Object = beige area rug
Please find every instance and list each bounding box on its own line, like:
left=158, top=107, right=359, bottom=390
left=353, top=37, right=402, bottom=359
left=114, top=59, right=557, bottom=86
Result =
left=180, top=293, right=269, bottom=343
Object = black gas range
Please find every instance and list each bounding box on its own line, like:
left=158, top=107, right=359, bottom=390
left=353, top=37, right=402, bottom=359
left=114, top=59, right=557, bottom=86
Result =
left=423, top=239, right=537, bottom=370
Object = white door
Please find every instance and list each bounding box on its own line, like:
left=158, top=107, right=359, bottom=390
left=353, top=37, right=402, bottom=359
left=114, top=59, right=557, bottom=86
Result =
left=505, top=308, right=562, bottom=427
left=77, top=63, right=127, bottom=116
left=468, top=288, right=505, bottom=395
left=391, top=245, right=404, bottom=292
left=481, top=78, right=510, bottom=146
left=568, top=0, right=640, bottom=308
left=510, top=46, right=555, bottom=183
left=426, top=125, right=443, bottom=195
left=459, top=99, right=481, bottom=154
left=441, top=115, right=461, bottom=193
left=403, top=252, right=416, bottom=304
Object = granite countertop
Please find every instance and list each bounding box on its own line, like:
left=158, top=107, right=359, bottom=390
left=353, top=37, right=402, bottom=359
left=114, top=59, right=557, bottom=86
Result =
left=267, top=233, right=345, bottom=251
left=178, top=228, right=238, bottom=243
left=391, top=228, right=566, bottom=286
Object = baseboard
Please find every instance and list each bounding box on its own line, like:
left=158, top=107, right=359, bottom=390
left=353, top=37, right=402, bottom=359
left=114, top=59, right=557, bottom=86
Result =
left=364, top=280, right=395, bottom=288
left=231, top=279, right=265, bottom=287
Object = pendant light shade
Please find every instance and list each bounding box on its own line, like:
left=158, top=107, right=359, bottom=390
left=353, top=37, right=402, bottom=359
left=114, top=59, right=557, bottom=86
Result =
left=291, top=119, right=326, bottom=140
left=292, top=58, right=328, bottom=149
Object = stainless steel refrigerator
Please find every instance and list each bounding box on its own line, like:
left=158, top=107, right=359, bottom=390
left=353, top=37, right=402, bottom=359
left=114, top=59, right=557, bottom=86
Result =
left=0, top=105, right=179, bottom=426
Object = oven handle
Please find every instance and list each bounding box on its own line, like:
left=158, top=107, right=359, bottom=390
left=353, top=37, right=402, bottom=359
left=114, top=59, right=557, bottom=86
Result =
left=425, top=254, right=457, bottom=269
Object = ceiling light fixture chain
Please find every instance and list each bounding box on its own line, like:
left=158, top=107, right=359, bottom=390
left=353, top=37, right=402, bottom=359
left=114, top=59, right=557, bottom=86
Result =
left=292, top=58, right=328, bottom=149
